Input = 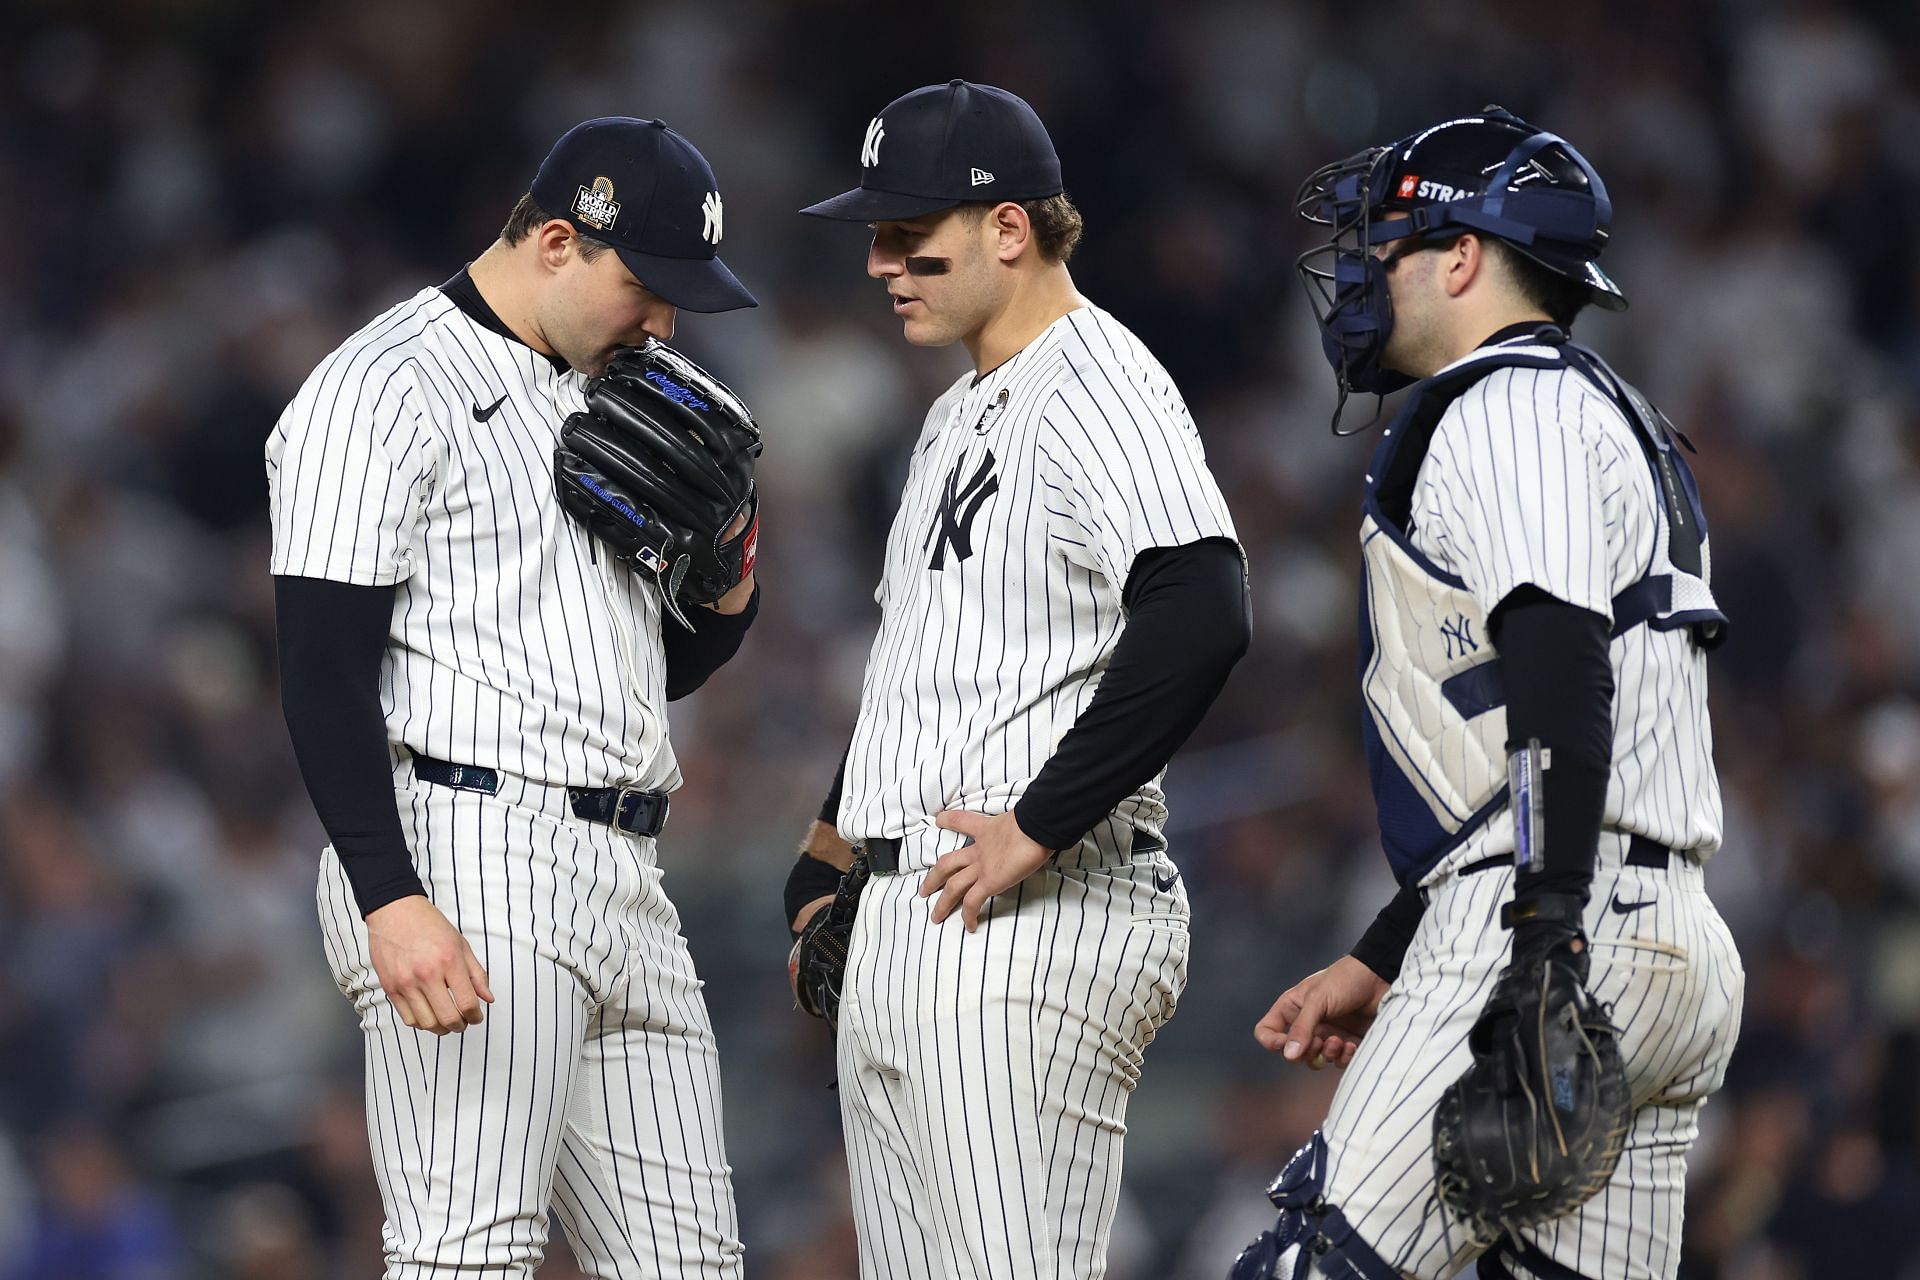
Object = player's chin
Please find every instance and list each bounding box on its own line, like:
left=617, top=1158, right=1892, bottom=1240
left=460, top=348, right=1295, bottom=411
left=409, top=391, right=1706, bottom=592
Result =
left=900, top=315, right=953, bottom=347
left=580, top=349, right=625, bottom=378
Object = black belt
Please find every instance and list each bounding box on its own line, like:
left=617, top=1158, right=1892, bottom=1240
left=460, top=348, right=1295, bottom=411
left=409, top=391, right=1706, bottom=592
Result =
left=411, top=754, right=669, bottom=838
left=858, top=831, right=1166, bottom=877
left=1455, top=833, right=1673, bottom=880
left=862, top=837, right=904, bottom=875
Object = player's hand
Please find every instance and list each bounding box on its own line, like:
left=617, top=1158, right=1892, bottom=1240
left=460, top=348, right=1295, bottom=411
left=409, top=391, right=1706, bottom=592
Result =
left=1254, top=955, right=1390, bottom=1070
left=707, top=571, right=756, bottom=613
left=790, top=894, right=836, bottom=937
left=786, top=893, right=837, bottom=1003
left=920, top=809, right=1052, bottom=932
left=365, top=895, right=495, bottom=1035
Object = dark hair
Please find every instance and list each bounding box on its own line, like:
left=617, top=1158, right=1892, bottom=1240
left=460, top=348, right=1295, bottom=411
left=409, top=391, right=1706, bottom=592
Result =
left=960, top=193, right=1085, bottom=264
left=1482, top=237, right=1591, bottom=329
left=500, top=192, right=613, bottom=260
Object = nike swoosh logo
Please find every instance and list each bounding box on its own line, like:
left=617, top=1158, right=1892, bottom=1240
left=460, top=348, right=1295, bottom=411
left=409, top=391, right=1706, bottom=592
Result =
left=1152, top=869, right=1180, bottom=893
left=1609, top=894, right=1657, bottom=915
left=472, top=394, right=508, bottom=422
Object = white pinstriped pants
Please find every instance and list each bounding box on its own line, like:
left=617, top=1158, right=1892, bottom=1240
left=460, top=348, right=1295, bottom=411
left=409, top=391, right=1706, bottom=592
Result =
left=316, top=771, right=743, bottom=1279
left=1315, top=839, right=1745, bottom=1280
left=836, top=846, right=1190, bottom=1280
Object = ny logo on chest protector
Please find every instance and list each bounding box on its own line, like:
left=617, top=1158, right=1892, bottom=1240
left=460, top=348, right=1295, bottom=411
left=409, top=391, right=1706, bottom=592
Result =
left=924, top=449, right=1000, bottom=569
left=1440, top=613, right=1479, bottom=660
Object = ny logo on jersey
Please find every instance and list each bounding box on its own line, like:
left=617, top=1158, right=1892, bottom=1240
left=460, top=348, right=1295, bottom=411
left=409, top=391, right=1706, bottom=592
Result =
left=1440, top=613, right=1479, bottom=660
left=861, top=117, right=885, bottom=168
left=701, top=191, right=724, bottom=245
left=924, top=449, right=1000, bottom=570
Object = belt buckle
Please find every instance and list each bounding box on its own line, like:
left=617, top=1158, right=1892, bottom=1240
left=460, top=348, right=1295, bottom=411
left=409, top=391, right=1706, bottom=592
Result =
left=863, top=838, right=900, bottom=875
left=614, top=787, right=664, bottom=835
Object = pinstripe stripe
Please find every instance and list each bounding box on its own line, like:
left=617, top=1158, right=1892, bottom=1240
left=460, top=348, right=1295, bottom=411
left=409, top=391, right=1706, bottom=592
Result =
left=314, top=784, right=743, bottom=1277
left=267, top=286, right=675, bottom=792
left=283, top=283, right=744, bottom=1276
left=838, top=305, right=1236, bottom=868
left=830, top=303, right=1228, bottom=1276
left=1317, top=860, right=1742, bottom=1280
left=839, top=862, right=1188, bottom=1279
left=1404, top=354, right=1721, bottom=869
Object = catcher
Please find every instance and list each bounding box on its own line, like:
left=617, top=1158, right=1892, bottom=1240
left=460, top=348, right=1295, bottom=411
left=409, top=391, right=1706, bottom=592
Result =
left=269, top=116, right=759, bottom=1277
left=1230, top=108, right=1744, bottom=1280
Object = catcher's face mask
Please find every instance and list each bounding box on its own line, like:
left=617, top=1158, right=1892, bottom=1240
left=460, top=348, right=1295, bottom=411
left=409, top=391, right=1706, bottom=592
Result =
left=1295, top=146, right=1420, bottom=434
left=1298, top=107, right=1629, bottom=435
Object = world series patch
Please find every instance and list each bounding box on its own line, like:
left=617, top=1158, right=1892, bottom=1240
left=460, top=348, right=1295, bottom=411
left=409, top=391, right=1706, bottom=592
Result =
left=574, top=176, right=621, bottom=231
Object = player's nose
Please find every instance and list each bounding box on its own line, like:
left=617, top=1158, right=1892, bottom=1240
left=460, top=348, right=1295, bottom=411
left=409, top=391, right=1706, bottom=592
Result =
left=867, top=240, right=904, bottom=281
left=643, top=303, right=677, bottom=342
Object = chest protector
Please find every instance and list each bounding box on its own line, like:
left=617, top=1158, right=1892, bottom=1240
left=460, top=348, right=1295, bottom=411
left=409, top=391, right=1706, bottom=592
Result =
left=1358, top=328, right=1725, bottom=886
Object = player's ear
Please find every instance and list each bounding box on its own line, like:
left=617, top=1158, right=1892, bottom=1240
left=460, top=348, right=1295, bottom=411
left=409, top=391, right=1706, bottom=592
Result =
left=991, top=202, right=1032, bottom=264
left=536, top=219, right=578, bottom=272
left=1444, top=233, right=1483, bottom=299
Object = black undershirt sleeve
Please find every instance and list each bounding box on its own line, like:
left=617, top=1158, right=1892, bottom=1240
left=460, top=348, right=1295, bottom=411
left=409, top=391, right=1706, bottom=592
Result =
left=1012, top=537, right=1251, bottom=851
left=1349, top=586, right=1613, bottom=975
left=1490, top=585, right=1614, bottom=906
left=1351, top=882, right=1426, bottom=982
left=273, top=575, right=425, bottom=918
left=663, top=583, right=760, bottom=701
left=817, top=743, right=849, bottom=827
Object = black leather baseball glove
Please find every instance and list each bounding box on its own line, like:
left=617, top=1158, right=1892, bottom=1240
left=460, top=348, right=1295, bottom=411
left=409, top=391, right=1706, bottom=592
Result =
left=788, top=856, right=869, bottom=1033
left=1432, top=897, right=1630, bottom=1241
left=555, top=342, right=761, bottom=628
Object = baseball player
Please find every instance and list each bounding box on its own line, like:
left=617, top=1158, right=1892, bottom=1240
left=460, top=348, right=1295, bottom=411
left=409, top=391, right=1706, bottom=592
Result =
left=785, top=80, right=1251, bottom=1280
left=267, top=117, right=759, bottom=1278
left=1230, top=109, right=1745, bottom=1280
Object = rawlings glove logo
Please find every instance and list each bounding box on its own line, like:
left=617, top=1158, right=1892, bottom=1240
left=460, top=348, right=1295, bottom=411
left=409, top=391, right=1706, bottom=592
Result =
left=642, top=370, right=712, bottom=413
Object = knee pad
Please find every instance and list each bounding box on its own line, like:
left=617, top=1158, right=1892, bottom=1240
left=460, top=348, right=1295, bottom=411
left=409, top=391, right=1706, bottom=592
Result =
left=1235, top=1131, right=1404, bottom=1280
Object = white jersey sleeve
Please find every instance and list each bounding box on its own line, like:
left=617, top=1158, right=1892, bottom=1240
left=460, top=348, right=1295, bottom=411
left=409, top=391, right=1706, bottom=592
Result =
left=267, top=343, right=443, bottom=586
left=1414, top=365, right=1628, bottom=622
left=1037, top=313, right=1238, bottom=588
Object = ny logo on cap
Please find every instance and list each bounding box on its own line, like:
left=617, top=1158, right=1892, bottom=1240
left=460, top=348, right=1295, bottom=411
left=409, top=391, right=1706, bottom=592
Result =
left=861, top=116, right=885, bottom=168
left=701, top=191, right=724, bottom=245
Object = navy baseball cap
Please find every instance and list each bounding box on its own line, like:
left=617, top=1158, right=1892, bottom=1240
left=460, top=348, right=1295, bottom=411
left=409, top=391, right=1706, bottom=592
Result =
left=800, top=80, right=1064, bottom=221
left=530, top=117, right=756, bottom=313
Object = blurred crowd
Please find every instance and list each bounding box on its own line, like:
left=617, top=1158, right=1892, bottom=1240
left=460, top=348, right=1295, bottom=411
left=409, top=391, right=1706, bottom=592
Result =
left=3, top=0, right=1919, bottom=1276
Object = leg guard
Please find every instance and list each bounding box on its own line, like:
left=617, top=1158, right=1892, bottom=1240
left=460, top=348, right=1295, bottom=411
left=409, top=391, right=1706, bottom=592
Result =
left=1227, top=1132, right=1406, bottom=1280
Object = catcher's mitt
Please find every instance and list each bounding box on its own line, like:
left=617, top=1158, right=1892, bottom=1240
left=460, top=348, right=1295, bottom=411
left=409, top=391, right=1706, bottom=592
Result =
left=555, top=342, right=762, bottom=628
left=788, top=856, right=870, bottom=1033
left=1432, top=901, right=1629, bottom=1241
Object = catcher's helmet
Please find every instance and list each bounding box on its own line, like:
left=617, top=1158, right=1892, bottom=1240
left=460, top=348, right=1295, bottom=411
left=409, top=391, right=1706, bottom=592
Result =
left=1296, top=106, right=1625, bottom=431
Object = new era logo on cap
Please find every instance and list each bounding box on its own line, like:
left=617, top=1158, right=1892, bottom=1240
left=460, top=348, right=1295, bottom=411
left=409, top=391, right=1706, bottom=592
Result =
left=970, top=167, right=994, bottom=186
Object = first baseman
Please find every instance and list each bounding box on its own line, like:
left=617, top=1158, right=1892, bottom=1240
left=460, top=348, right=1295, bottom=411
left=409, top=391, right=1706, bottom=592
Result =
left=787, top=80, right=1251, bottom=1280
left=268, top=117, right=758, bottom=1277
left=1233, top=109, right=1744, bottom=1279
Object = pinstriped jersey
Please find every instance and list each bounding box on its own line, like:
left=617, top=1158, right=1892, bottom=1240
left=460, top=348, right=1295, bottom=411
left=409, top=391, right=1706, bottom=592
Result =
left=1387, top=337, right=1722, bottom=876
left=266, top=285, right=679, bottom=791
left=838, top=304, right=1239, bottom=867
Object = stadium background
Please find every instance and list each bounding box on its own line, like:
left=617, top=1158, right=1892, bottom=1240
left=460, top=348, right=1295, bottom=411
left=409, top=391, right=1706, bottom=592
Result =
left=3, top=0, right=1918, bottom=1275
